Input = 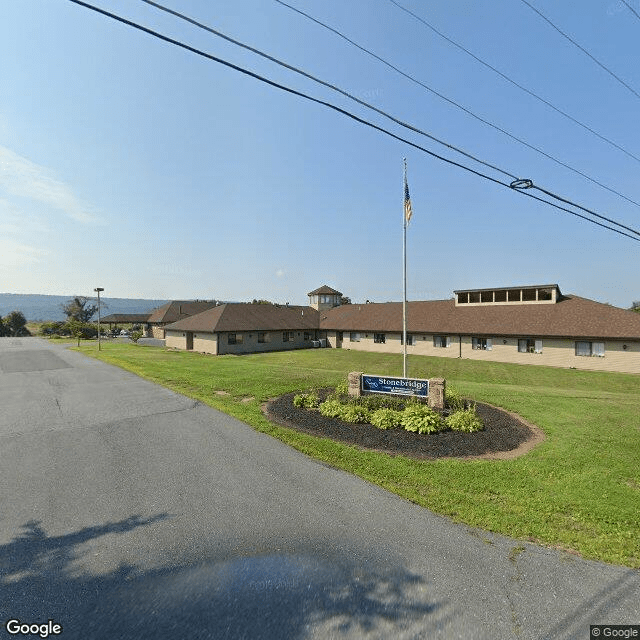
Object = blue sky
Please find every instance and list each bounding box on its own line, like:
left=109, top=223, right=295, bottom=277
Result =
left=1, top=0, right=638, bottom=307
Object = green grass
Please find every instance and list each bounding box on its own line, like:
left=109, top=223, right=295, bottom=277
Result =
left=74, top=342, right=640, bottom=568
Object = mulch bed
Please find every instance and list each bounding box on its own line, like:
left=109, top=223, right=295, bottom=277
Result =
left=263, top=391, right=543, bottom=461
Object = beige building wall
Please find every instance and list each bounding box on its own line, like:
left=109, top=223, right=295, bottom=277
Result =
left=215, top=330, right=319, bottom=355
left=165, top=330, right=186, bottom=350
left=193, top=334, right=218, bottom=355
left=339, top=330, right=640, bottom=374
left=151, top=325, right=166, bottom=339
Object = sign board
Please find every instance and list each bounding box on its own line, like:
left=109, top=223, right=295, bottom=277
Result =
left=361, top=374, right=429, bottom=398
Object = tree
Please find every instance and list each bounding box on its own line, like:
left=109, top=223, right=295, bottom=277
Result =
left=0, top=315, right=7, bottom=337
left=631, top=301, right=640, bottom=313
left=339, top=296, right=352, bottom=305
left=61, top=296, right=98, bottom=323
left=251, top=299, right=274, bottom=305
left=5, top=310, right=29, bottom=336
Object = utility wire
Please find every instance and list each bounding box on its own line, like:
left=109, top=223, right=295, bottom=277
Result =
left=274, top=0, right=640, bottom=210
left=140, top=0, right=640, bottom=239
left=388, top=0, right=640, bottom=166
left=622, top=0, right=640, bottom=22
left=139, top=0, right=515, bottom=181
left=65, top=0, right=640, bottom=243
left=520, top=0, right=640, bottom=100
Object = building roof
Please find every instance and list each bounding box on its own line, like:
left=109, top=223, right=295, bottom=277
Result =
left=307, top=285, right=343, bottom=296
left=99, top=313, right=151, bottom=323
left=320, top=296, right=640, bottom=340
left=165, top=303, right=320, bottom=333
left=147, top=301, right=220, bottom=324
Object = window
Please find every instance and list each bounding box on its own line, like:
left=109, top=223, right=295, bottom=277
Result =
left=494, top=290, right=507, bottom=303
left=576, top=341, right=605, bottom=357
left=350, top=332, right=361, bottom=342
left=400, top=334, right=414, bottom=346
left=518, top=339, right=542, bottom=353
left=469, top=291, right=480, bottom=303
left=228, top=333, right=243, bottom=345
left=374, top=333, right=386, bottom=344
left=507, top=289, right=521, bottom=302
left=433, top=335, right=450, bottom=348
left=458, top=292, right=469, bottom=304
left=304, top=332, right=311, bottom=341
left=481, top=291, right=493, bottom=303
left=522, top=288, right=537, bottom=302
left=258, top=332, right=270, bottom=343
left=282, top=331, right=294, bottom=342
left=472, top=337, right=492, bottom=350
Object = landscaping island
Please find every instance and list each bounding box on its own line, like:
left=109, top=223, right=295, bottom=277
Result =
left=264, top=389, right=544, bottom=461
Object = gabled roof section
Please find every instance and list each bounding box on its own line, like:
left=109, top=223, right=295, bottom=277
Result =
left=165, top=303, right=320, bottom=333
left=99, top=313, right=151, bottom=323
left=320, top=296, right=640, bottom=340
left=147, top=301, right=220, bottom=324
left=307, top=285, right=343, bottom=296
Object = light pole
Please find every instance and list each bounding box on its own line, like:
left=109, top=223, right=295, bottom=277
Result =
left=94, top=287, right=104, bottom=350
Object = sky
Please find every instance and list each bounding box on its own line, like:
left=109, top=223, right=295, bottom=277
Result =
left=1, top=0, right=638, bottom=308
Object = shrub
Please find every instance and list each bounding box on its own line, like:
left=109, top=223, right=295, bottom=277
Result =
left=445, top=407, right=484, bottom=433
left=445, top=386, right=465, bottom=412
left=370, top=408, right=403, bottom=430
left=401, top=403, right=443, bottom=434
left=319, top=399, right=343, bottom=418
left=40, top=321, right=68, bottom=336
left=338, top=404, right=370, bottom=424
left=293, top=391, right=319, bottom=409
left=129, top=330, right=144, bottom=343
left=334, top=380, right=349, bottom=398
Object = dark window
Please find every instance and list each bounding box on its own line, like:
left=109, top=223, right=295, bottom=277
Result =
left=258, top=332, right=269, bottom=343
left=494, top=290, right=507, bottom=303
left=481, top=291, right=493, bottom=303
left=374, top=333, right=386, bottom=344
left=507, top=289, right=521, bottom=302
left=469, top=291, right=480, bottom=303
left=522, top=288, right=537, bottom=302
left=472, top=337, right=492, bottom=350
left=228, top=333, right=243, bottom=345
left=433, top=335, right=450, bottom=348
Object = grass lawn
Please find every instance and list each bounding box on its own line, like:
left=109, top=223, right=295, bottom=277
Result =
left=74, top=342, right=640, bottom=568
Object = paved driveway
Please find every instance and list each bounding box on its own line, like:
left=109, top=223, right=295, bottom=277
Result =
left=0, top=337, right=638, bottom=639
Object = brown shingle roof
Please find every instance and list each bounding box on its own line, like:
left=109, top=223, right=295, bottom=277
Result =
left=165, top=304, right=320, bottom=333
left=147, top=301, right=220, bottom=324
left=307, top=285, right=343, bottom=296
left=321, top=296, right=640, bottom=340
left=99, top=313, right=151, bottom=324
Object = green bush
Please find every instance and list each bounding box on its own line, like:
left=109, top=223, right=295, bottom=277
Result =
left=370, top=408, right=403, bottom=430
left=338, top=404, right=370, bottom=424
left=401, top=403, right=443, bottom=434
left=445, top=407, right=484, bottom=433
left=129, top=330, right=144, bottom=343
left=335, top=380, right=349, bottom=397
left=319, top=399, right=343, bottom=418
left=445, top=386, right=465, bottom=411
left=294, top=391, right=319, bottom=409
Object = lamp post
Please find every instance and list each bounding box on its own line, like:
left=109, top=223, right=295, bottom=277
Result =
left=94, top=287, right=104, bottom=350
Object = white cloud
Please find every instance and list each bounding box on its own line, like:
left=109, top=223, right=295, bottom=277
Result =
left=0, top=238, right=48, bottom=268
left=0, top=145, right=100, bottom=224
left=276, top=269, right=285, bottom=277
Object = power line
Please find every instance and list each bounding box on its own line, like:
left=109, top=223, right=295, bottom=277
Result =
left=387, top=0, right=640, bottom=166
left=65, top=0, right=640, bottom=243
left=520, top=0, right=640, bottom=100
left=139, top=0, right=640, bottom=240
left=621, top=0, right=640, bottom=22
left=139, top=0, right=516, bottom=181
left=273, top=0, right=640, bottom=210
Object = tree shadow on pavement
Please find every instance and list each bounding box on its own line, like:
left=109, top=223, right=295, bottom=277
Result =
left=0, top=516, right=450, bottom=639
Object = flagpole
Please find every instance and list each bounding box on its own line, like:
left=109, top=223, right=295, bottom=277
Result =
left=403, top=158, right=408, bottom=378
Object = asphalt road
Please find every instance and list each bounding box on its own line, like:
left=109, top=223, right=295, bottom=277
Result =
left=0, top=337, right=638, bottom=639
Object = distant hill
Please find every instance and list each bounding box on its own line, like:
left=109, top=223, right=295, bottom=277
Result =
left=0, top=293, right=170, bottom=322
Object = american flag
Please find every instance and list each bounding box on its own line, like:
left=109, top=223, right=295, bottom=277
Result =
left=404, top=171, right=413, bottom=224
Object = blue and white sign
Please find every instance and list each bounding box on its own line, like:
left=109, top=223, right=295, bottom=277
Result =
left=361, top=374, right=429, bottom=398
